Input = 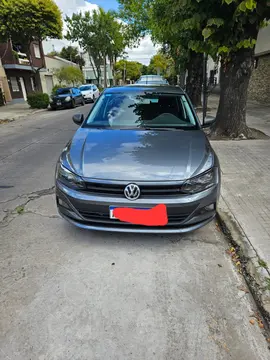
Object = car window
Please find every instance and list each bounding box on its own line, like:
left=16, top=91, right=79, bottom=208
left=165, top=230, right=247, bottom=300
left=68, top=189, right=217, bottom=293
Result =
left=56, top=88, right=71, bottom=95
left=84, top=92, right=198, bottom=130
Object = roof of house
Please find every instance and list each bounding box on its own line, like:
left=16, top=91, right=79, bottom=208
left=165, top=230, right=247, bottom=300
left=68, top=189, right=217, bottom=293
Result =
left=45, top=55, right=78, bottom=66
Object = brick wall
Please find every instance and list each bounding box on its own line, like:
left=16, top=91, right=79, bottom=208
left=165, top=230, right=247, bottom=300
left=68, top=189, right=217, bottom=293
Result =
left=248, top=54, right=270, bottom=104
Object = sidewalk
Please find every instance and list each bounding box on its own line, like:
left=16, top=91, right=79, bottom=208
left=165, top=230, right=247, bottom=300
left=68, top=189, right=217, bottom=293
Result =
left=0, top=102, right=46, bottom=123
left=206, top=95, right=270, bottom=319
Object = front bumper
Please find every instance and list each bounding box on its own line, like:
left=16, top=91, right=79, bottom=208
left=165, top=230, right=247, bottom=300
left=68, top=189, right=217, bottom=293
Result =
left=50, top=100, right=72, bottom=109
left=82, top=94, right=93, bottom=102
left=56, top=180, right=220, bottom=233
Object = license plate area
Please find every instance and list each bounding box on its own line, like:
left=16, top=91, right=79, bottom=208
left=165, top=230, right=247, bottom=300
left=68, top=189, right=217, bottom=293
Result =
left=109, top=206, right=150, bottom=219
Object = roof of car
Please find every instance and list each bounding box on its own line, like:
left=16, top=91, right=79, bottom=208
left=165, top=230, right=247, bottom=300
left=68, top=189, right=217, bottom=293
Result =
left=103, top=85, right=185, bottom=94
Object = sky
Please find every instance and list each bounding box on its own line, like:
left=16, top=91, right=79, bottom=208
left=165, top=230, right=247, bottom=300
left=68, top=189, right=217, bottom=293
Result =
left=42, top=0, right=158, bottom=65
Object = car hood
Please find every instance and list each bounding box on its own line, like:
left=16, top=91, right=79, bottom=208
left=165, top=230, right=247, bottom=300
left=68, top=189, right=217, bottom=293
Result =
left=62, top=128, right=212, bottom=181
left=80, top=90, right=92, bottom=95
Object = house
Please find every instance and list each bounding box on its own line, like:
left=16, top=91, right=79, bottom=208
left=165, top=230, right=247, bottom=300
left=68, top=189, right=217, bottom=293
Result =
left=82, top=52, right=113, bottom=87
left=40, top=55, right=80, bottom=95
left=248, top=25, right=270, bottom=103
left=0, top=40, right=44, bottom=103
left=0, top=57, right=12, bottom=104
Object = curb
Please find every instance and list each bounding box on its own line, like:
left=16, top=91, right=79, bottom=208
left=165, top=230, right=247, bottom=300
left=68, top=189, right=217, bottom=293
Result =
left=217, top=196, right=270, bottom=327
left=0, top=108, right=47, bottom=123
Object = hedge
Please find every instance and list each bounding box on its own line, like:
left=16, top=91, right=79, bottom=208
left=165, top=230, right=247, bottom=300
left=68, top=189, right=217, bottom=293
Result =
left=27, top=92, right=50, bottom=109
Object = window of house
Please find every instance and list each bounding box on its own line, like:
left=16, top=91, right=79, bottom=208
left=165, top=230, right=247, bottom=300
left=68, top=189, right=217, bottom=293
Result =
left=10, top=77, right=20, bottom=92
left=33, top=44, right=41, bottom=58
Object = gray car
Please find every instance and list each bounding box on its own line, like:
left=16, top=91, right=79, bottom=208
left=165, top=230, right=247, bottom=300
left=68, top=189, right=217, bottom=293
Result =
left=55, top=85, right=220, bottom=233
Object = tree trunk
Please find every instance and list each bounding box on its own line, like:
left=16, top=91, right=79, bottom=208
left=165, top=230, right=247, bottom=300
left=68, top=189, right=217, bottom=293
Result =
left=103, top=56, right=107, bottom=88
left=212, top=48, right=254, bottom=138
left=186, top=51, right=203, bottom=107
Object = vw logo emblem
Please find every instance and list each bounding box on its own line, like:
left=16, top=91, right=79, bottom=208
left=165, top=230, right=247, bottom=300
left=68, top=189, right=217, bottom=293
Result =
left=124, top=183, right=141, bottom=201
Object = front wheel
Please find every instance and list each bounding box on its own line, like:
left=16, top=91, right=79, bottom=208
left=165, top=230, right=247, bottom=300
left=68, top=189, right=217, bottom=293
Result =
left=71, top=99, right=76, bottom=109
left=81, top=99, right=85, bottom=106
left=92, top=95, right=95, bottom=103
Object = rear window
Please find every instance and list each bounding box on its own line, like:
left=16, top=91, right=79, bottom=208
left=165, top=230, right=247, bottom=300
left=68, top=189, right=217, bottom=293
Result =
left=56, top=88, right=71, bottom=95
left=84, top=91, right=198, bottom=130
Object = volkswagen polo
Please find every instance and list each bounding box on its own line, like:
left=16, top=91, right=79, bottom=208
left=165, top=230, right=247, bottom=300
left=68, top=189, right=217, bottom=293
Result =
left=55, top=85, right=220, bottom=233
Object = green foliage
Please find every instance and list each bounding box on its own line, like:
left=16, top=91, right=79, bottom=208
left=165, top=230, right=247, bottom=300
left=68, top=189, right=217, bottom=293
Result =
left=27, top=92, right=49, bottom=109
left=60, top=46, right=85, bottom=68
left=52, top=84, right=63, bottom=95
left=115, top=60, right=143, bottom=81
left=120, top=0, right=270, bottom=61
left=54, top=66, right=84, bottom=86
left=65, top=7, right=128, bottom=85
left=148, top=53, right=172, bottom=76
left=0, top=0, right=62, bottom=69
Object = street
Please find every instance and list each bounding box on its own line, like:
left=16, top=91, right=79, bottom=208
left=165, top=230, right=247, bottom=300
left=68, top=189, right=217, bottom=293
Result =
left=0, top=107, right=269, bottom=360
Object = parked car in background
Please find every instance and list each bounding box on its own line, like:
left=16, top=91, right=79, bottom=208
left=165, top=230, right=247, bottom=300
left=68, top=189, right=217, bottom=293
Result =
left=55, top=85, right=220, bottom=233
left=136, top=75, right=169, bottom=85
left=50, top=87, right=85, bottom=110
left=79, top=84, right=100, bottom=103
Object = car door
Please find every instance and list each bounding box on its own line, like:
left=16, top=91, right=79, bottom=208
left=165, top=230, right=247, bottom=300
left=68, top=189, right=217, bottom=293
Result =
left=77, top=88, right=83, bottom=103
left=72, top=88, right=80, bottom=104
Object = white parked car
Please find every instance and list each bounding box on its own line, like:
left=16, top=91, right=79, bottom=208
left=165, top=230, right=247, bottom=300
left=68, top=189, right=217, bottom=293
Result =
left=79, top=84, right=100, bottom=103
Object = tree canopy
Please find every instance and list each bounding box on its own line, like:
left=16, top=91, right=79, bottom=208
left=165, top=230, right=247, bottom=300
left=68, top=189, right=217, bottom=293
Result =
left=115, top=60, right=142, bottom=81
left=59, top=46, right=85, bottom=69
left=118, top=0, right=270, bottom=137
left=54, top=66, right=84, bottom=86
left=0, top=0, right=63, bottom=70
left=65, top=7, right=128, bottom=87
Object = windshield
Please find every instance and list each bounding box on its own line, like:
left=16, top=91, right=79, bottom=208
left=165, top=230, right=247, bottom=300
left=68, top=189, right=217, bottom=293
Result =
left=80, top=86, right=92, bottom=91
left=84, top=91, right=198, bottom=130
left=56, top=88, right=71, bottom=95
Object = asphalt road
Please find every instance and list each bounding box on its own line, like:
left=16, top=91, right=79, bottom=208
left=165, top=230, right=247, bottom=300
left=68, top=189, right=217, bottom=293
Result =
left=0, top=105, right=269, bottom=360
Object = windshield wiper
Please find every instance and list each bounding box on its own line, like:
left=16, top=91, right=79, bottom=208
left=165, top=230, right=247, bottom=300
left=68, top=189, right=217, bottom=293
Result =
left=142, top=127, right=184, bottom=131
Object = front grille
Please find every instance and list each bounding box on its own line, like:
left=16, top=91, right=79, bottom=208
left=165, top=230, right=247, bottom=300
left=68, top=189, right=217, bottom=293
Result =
left=79, top=210, right=191, bottom=226
left=84, top=182, right=184, bottom=197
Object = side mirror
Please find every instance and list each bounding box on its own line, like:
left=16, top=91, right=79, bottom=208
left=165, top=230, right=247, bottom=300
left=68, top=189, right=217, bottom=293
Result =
left=201, top=116, right=216, bottom=128
left=72, top=114, right=84, bottom=125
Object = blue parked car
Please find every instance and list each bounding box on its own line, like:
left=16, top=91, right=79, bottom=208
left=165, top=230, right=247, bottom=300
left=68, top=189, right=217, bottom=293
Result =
left=50, top=87, right=85, bottom=110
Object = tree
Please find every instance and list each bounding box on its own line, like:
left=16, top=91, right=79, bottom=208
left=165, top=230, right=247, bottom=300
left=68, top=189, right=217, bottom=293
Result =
left=60, top=46, right=85, bottom=69
left=141, top=64, right=149, bottom=75
left=115, top=60, right=142, bottom=82
left=66, top=7, right=127, bottom=88
left=148, top=53, right=170, bottom=76
left=118, top=0, right=204, bottom=106
left=54, top=66, right=84, bottom=86
left=119, top=0, right=270, bottom=137
left=171, top=0, right=270, bottom=137
left=0, top=0, right=63, bottom=72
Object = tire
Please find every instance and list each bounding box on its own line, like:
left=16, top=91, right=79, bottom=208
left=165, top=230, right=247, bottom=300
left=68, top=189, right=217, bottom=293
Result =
left=81, top=99, right=85, bottom=106
left=92, top=95, right=95, bottom=103
left=50, top=106, right=56, bottom=111
left=71, top=99, right=76, bottom=109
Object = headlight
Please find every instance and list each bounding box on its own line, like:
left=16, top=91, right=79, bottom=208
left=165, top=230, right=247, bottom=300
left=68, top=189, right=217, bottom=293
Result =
left=182, top=168, right=217, bottom=194
left=56, top=162, right=85, bottom=189
left=64, top=96, right=71, bottom=102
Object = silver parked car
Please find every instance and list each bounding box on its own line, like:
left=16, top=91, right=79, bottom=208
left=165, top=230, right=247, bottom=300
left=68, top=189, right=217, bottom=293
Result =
left=136, top=75, right=169, bottom=85
left=55, top=85, right=220, bottom=233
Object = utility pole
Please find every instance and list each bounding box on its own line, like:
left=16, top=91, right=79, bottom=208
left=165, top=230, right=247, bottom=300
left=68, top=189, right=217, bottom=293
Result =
left=202, top=52, right=208, bottom=126
left=124, top=61, right=126, bottom=84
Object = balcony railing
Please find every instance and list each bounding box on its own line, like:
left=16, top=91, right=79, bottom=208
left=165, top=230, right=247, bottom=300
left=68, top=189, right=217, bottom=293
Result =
left=18, top=57, right=30, bottom=65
